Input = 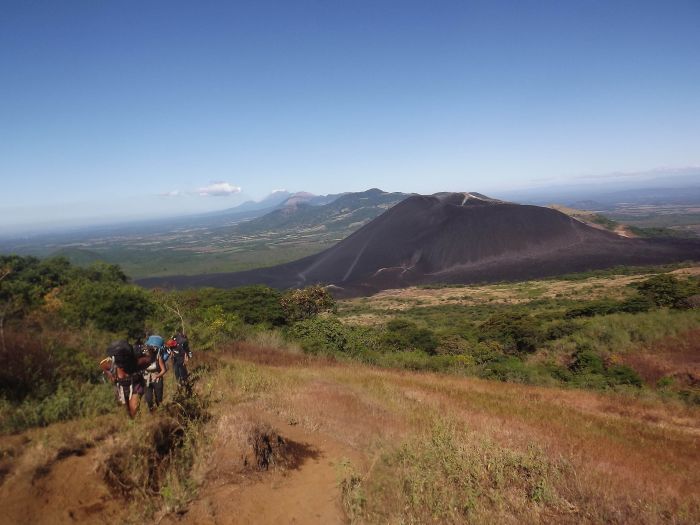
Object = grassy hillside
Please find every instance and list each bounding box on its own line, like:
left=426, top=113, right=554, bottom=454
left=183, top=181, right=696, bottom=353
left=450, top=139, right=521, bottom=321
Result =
left=1, top=256, right=698, bottom=523
left=2, top=346, right=698, bottom=524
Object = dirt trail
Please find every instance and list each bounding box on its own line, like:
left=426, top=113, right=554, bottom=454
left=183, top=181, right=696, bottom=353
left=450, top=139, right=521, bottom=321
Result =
left=0, top=438, right=121, bottom=525
left=170, top=412, right=356, bottom=525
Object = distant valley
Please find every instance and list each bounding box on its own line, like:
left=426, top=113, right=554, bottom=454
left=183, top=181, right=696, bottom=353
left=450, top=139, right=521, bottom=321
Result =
left=1, top=189, right=409, bottom=279
left=139, top=192, right=700, bottom=296
left=2, top=184, right=700, bottom=282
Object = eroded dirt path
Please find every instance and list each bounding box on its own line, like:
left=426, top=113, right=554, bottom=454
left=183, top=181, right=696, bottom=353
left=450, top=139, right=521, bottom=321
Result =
left=0, top=431, right=121, bottom=525
left=169, top=410, right=358, bottom=525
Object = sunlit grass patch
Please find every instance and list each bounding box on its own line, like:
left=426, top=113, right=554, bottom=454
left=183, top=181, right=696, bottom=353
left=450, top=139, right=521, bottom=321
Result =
left=350, top=418, right=566, bottom=524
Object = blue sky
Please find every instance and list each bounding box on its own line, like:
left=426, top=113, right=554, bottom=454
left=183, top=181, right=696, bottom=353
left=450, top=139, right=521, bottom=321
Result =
left=1, top=0, right=699, bottom=230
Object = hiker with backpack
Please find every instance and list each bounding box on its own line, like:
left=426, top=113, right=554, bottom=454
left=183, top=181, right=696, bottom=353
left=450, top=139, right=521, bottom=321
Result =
left=100, top=339, right=150, bottom=418
left=167, top=331, right=192, bottom=386
left=143, top=334, right=169, bottom=411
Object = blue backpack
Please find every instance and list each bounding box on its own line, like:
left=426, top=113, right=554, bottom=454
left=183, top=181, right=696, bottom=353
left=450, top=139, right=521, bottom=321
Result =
left=146, top=335, right=170, bottom=363
left=146, top=335, right=164, bottom=347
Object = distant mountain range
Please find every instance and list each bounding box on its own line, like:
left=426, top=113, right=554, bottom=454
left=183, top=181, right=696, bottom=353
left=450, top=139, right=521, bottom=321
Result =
left=232, top=188, right=408, bottom=236
left=138, top=192, right=700, bottom=296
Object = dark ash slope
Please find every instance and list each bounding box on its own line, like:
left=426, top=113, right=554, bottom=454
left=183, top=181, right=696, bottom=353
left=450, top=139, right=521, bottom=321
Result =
left=138, top=193, right=700, bottom=295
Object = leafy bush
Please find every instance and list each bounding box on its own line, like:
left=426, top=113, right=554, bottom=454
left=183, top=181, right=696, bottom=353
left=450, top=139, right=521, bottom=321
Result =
left=565, top=300, right=621, bottom=319
left=635, top=274, right=698, bottom=308
left=288, top=316, right=349, bottom=354
left=544, top=320, right=579, bottom=340
left=569, top=349, right=605, bottom=375
left=280, top=285, right=336, bottom=323
left=185, top=286, right=285, bottom=326
left=0, top=381, right=114, bottom=433
left=191, top=305, right=248, bottom=350
left=61, top=280, right=155, bottom=337
left=479, top=312, right=541, bottom=353
left=617, top=295, right=654, bottom=313
left=606, top=365, right=643, bottom=387
left=381, top=319, right=439, bottom=354
left=478, top=356, right=530, bottom=382
left=566, top=348, right=642, bottom=389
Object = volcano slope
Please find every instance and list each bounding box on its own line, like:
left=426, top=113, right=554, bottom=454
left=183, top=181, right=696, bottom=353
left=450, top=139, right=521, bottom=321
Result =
left=138, top=193, right=700, bottom=295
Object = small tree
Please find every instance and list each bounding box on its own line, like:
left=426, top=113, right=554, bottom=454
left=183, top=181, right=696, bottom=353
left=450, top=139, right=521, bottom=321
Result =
left=635, top=274, right=695, bottom=308
left=381, top=319, right=439, bottom=354
left=280, top=285, right=336, bottom=323
left=478, top=311, right=540, bottom=354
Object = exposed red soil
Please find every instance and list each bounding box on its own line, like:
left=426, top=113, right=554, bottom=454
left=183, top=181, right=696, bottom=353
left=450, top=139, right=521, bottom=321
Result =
left=0, top=436, right=122, bottom=525
left=164, top=410, right=361, bottom=525
left=622, top=329, right=700, bottom=386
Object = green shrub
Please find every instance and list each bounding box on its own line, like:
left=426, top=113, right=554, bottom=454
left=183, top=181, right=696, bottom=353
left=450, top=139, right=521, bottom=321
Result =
left=381, top=319, right=439, bottom=354
left=0, top=381, right=114, bottom=433
left=479, top=312, right=541, bottom=353
left=565, top=300, right=620, bottom=319
left=635, top=274, right=698, bottom=308
left=544, top=320, right=579, bottom=340
left=62, top=280, right=155, bottom=338
left=618, top=295, right=654, bottom=313
left=478, top=356, right=530, bottom=382
left=569, top=349, right=605, bottom=375
left=566, top=349, right=642, bottom=390
left=280, top=285, right=336, bottom=323
left=288, top=316, right=349, bottom=354
left=606, top=365, right=643, bottom=387
left=185, top=286, right=285, bottom=326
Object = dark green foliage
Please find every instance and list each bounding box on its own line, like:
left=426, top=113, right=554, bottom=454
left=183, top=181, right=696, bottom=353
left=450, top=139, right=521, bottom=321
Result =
left=0, top=329, right=114, bottom=432
left=617, top=295, right=654, bottom=313
left=589, top=214, right=618, bottom=230
left=0, top=256, right=74, bottom=324
left=606, top=365, right=643, bottom=387
left=467, top=341, right=505, bottom=364
left=628, top=226, right=687, bottom=238
left=635, top=274, right=697, bottom=308
left=0, top=256, right=147, bottom=338
left=565, top=300, right=622, bottom=319
left=280, top=285, right=336, bottom=323
left=381, top=319, right=439, bottom=354
left=567, top=349, right=642, bottom=389
left=478, top=312, right=540, bottom=354
left=288, top=316, right=349, bottom=354
left=62, top=281, right=155, bottom=338
left=478, top=356, right=529, bottom=382
left=186, top=286, right=285, bottom=326
left=544, top=320, right=579, bottom=340
left=565, top=295, right=654, bottom=318
left=569, top=349, right=605, bottom=375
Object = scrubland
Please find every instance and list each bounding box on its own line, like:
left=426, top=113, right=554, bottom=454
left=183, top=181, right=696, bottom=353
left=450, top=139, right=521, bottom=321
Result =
left=1, top=256, right=699, bottom=523
left=3, top=346, right=698, bottom=524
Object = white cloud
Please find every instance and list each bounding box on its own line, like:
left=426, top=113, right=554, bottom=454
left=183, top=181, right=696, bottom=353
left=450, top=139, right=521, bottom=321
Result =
left=196, top=181, right=242, bottom=197
left=271, top=188, right=287, bottom=193
left=159, top=190, right=181, bottom=197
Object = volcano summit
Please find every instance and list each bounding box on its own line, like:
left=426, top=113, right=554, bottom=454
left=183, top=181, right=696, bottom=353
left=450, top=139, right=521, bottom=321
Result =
left=139, top=192, right=700, bottom=295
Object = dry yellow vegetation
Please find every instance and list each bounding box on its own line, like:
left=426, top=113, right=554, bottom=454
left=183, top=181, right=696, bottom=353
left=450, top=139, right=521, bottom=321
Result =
left=4, top=342, right=696, bottom=524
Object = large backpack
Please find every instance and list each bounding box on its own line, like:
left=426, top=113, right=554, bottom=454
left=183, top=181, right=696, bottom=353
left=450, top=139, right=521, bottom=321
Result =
left=175, top=333, right=191, bottom=357
left=107, top=340, right=149, bottom=374
left=146, top=334, right=168, bottom=362
left=146, top=335, right=164, bottom=348
left=107, top=340, right=136, bottom=372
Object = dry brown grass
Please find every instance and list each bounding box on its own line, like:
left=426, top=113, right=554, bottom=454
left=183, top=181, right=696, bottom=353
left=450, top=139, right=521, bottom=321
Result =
left=337, top=267, right=700, bottom=322
left=622, top=329, right=700, bottom=386
left=214, top=349, right=700, bottom=523
left=2, top=343, right=698, bottom=523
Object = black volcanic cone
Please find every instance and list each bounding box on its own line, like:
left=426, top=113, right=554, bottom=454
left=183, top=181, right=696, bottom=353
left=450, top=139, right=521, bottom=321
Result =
left=138, top=193, right=700, bottom=295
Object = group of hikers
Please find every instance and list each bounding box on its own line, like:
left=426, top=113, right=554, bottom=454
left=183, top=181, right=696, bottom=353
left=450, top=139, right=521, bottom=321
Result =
left=99, top=332, right=192, bottom=418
